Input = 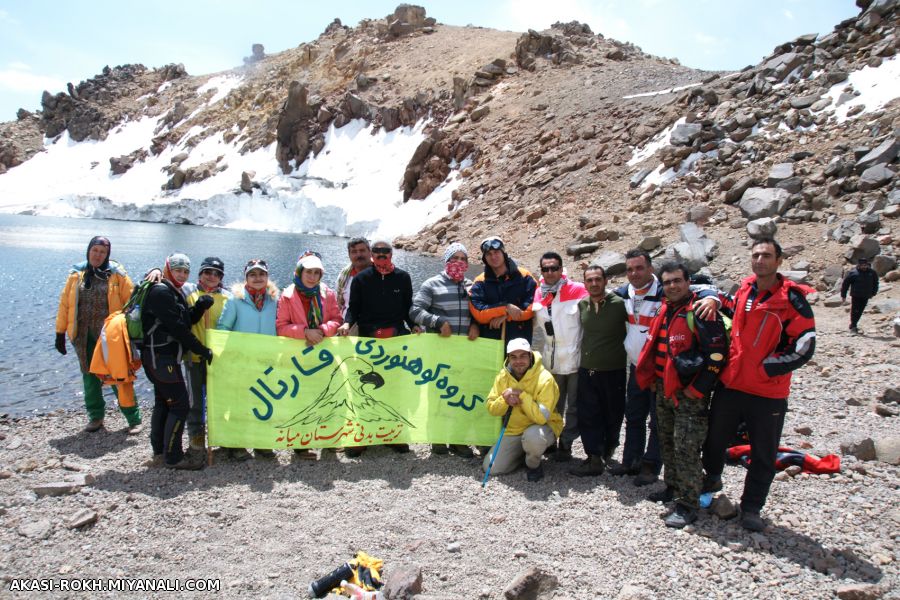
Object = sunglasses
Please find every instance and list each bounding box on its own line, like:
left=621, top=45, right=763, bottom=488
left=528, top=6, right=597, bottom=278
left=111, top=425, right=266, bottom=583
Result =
left=481, top=239, right=503, bottom=253
left=298, top=250, right=322, bottom=260
left=371, top=247, right=392, bottom=255
left=541, top=266, right=561, bottom=273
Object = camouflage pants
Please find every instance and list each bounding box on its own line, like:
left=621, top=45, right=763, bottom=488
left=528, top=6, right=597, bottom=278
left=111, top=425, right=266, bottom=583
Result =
left=656, top=384, right=710, bottom=509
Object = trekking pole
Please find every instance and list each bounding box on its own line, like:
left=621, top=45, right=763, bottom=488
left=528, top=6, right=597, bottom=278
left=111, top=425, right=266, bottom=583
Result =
left=481, top=406, right=513, bottom=488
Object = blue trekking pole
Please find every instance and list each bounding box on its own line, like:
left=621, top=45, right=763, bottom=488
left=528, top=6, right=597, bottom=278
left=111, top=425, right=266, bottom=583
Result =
left=482, top=406, right=513, bottom=488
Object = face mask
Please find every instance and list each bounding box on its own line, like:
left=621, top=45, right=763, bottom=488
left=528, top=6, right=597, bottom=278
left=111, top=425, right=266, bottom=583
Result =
left=445, top=260, right=467, bottom=282
left=373, top=254, right=395, bottom=275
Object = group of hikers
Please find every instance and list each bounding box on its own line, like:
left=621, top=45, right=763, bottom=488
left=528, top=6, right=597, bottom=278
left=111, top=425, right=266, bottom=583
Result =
left=57, top=233, right=824, bottom=532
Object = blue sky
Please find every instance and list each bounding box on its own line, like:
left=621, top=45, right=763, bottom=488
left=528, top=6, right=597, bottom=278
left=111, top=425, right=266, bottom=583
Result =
left=0, top=1, right=859, bottom=121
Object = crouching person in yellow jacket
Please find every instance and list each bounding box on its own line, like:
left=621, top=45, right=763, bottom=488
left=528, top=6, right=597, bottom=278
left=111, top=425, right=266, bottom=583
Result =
left=482, top=338, right=562, bottom=482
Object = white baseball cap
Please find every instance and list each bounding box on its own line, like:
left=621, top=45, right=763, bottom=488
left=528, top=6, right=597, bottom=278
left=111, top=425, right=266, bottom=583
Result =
left=506, top=338, right=531, bottom=354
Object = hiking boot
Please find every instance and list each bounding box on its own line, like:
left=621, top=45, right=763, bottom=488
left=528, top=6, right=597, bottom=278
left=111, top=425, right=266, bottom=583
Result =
left=225, top=448, right=252, bottom=462
left=741, top=510, right=765, bottom=532
left=664, top=504, right=698, bottom=529
left=633, top=462, right=659, bottom=487
left=345, top=446, right=366, bottom=458
left=569, top=455, right=606, bottom=477
left=609, top=461, right=640, bottom=477
left=431, top=444, right=449, bottom=455
left=143, top=454, right=164, bottom=468
left=476, top=446, right=491, bottom=457
left=849, top=325, right=859, bottom=334
left=388, top=443, right=410, bottom=453
left=254, top=449, right=276, bottom=459
left=526, top=463, right=545, bottom=482
left=189, top=434, right=206, bottom=450
left=603, top=447, right=616, bottom=461
left=292, top=449, right=316, bottom=461
left=553, top=443, right=572, bottom=463
left=648, top=486, right=675, bottom=503
left=166, top=454, right=204, bottom=471
left=127, top=423, right=144, bottom=435
left=543, top=442, right=557, bottom=457
left=84, top=419, right=104, bottom=433
left=450, top=445, right=474, bottom=458
left=701, top=474, right=723, bottom=494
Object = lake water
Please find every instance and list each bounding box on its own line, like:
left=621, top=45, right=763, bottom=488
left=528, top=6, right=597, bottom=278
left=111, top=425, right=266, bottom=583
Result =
left=0, top=214, right=449, bottom=416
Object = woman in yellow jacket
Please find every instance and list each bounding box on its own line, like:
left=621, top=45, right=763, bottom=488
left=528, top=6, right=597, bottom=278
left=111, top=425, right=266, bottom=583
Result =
left=55, top=236, right=141, bottom=433
left=482, top=338, right=562, bottom=482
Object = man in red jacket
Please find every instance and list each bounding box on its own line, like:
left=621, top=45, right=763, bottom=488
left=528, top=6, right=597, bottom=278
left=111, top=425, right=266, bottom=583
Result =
left=702, top=238, right=816, bottom=532
left=636, top=263, right=727, bottom=528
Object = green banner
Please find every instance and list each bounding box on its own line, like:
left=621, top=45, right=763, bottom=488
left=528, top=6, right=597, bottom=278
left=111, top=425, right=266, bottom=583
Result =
left=206, top=331, right=504, bottom=449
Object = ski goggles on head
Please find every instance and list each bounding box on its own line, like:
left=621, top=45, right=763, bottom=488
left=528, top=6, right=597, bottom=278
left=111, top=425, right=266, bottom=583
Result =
left=244, top=259, right=268, bottom=275
left=480, top=238, right=504, bottom=253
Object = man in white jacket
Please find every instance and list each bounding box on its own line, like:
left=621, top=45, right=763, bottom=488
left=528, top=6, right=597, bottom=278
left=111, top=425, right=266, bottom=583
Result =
left=532, top=252, right=588, bottom=462
left=612, top=249, right=719, bottom=485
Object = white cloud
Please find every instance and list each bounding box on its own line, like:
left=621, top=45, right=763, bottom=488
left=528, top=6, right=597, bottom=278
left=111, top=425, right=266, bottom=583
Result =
left=694, top=32, right=718, bottom=46
left=0, top=9, right=20, bottom=25
left=498, top=0, right=631, bottom=40
left=0, top=65, right=65, bottom=94
left=783, top=9, right=794, bottom=20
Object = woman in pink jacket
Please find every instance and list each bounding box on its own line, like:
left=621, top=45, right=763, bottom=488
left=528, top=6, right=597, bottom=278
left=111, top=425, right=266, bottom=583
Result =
left=276, top=252, right=343, bottom=345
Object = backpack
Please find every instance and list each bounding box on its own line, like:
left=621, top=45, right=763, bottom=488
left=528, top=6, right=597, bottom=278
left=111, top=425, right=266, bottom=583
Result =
left=122, top=280, right=159, bottom=343
left=685, top=309, right=732, bottom=344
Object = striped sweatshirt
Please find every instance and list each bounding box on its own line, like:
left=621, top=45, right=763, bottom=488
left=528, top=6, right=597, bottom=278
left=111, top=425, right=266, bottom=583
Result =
left=410, top=272, right=474, bottom=335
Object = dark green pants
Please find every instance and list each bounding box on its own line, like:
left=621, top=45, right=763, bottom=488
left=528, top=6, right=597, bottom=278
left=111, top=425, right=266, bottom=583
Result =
left=656, top=386, right=709, bottom=509
left=82, top=332, right=141, bottom=426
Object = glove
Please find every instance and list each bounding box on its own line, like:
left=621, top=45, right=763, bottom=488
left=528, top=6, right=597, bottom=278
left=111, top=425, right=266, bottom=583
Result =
left=55, top=333, right=67, bottom=355
left=194, top=295, right=214, bottom=312
left=201, top=347, right=214, bottom=365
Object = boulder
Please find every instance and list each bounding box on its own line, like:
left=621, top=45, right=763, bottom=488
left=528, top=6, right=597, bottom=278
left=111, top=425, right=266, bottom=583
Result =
left=670, top=123, right=703, bottom=146
left=591, top=251, right=627, bottom=277
left=67, top=509, right=98, bottom=529
left=724, top=176, right=756, bottom=204
left=857, top=165, right=895, bottom=191
left=383, top=564, right=423, bottom=600
left=503, top=566, right=559, bottom=600
left=856, top=137, right=898, bottom=170
left=779, top=271, right=809, bottom=284
left=567, top=242, right=600, bottom=256
left=710, top=494, right=738, bottom=519
left=639, top=236, right=661, bottom=251
left=848, top=235, right=881, bottom=261
left=630, top=167, right=653, bottom=188
left=872, top=254, right=897, bottom=276
left=857, top=213, right=881, bottom=234
left=840, top=438, right=876, bottom=461
left=746, top=217, right=777, bottom=239
left=31, top=481, right=83, bottom=497
left=470, top=105, right=490, bottom=122
left=240, top=171, right=255, bottom=193
left=835, top=583, right=883, bottom=600
left=734, top=111, right=757, bottom=128
left=790, top=94, right=820, bottom=109
left=881, top=387, right=900, bottom=404
left=739, top=188, right=790, bottom=219
left=831, top=220, right=862, bottom=243
left=667, top=223, right=717, bottom=271
left=616, top=584, right=657, bottom=600
left=760, top=52, right=805, bottom=82
left=871, top=298, right=900, bottom=314
left=17, top=519, right=52, bottom=540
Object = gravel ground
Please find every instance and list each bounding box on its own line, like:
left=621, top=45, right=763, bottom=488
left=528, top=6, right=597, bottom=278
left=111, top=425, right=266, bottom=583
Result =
left=0, top=306, right=898, bottom=600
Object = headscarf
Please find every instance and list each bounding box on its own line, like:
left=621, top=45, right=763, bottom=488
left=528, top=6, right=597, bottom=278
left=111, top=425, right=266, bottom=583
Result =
left=443, top=242, right=468, bottom=283
left=293, top=253, right=325, bottom=328
left=83, top=236, right=111, bottom=289
left=164, top=252, right=191, bottom=289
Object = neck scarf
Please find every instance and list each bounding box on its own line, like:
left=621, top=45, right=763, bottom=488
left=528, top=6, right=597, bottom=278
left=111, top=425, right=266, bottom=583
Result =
left=245, top=285, right=266, bottom=311
left=296, top=281, right=323, bottom=328
left=539, top=275, right=566, bottom=306
left=84, top=236, right=112, bottom=289
left=200, top=281, right=222, bottom=293
left=164, top=262, right=185, bottom=288
left=373, top=255, right=395, bottom=276
left=445, top=260, right=467, bottom=282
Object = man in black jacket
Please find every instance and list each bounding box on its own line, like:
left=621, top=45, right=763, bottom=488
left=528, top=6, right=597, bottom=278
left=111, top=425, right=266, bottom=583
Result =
left=841, top=257, right=879, bottom=333
left=336, top=241, right=417, bottom=455
left=141, top=253, right=214, bottom=470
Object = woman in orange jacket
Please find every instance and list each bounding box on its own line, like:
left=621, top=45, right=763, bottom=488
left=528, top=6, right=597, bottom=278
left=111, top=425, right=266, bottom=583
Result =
left=55, top=236, right=141, bottom=433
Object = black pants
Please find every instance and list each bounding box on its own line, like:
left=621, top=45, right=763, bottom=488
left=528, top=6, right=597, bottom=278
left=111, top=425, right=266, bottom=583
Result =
left=702, top=386, right=787, bottom=513
left=576, top=367, right=626, bottom=458
left=142, top=350, right=191, bottom=465
left=850, top=296, right=869, bottom=328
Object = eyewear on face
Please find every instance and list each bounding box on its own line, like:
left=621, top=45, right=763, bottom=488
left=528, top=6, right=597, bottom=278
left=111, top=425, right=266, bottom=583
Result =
left=481, top=239, right=503, bottom=252
left=372, top=247, right=392, bottom=255
left=541, top=265, right=560, bottom=273
left=662, top=277, right=686, bottom=287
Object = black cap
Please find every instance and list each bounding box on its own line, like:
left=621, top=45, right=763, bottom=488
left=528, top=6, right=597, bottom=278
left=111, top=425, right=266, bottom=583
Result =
left=200, top=256, right=225, bottom=275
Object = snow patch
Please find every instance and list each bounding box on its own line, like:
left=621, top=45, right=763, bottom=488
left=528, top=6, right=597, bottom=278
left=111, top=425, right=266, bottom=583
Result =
left=628, top=117, right=685, bottom=166
left=197, top=75, right=243, bottom=106
left=641, top=150, right=716, bottom=189
left=0, top=114, right=466, bottom=239
left=821, top=56, right=900, bottom=123
left=622, top=82, right=702, bottom=100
